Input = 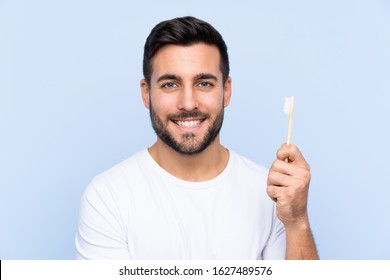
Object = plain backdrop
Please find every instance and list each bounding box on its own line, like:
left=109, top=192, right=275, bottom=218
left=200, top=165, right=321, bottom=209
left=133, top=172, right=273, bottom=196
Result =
left=1, top=0, right=389, bottom=259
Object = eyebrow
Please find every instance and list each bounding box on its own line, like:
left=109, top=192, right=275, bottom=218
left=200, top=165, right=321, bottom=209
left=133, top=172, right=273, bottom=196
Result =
left=194, top=73, right=218, bottom=82
left=156, top=73, right=219, bottom=83
left=156, top=74, right=180, bottom=83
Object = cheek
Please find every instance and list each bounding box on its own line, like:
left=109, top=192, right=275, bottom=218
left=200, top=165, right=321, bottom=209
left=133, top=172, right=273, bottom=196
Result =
left=200, top=95, right=224, bottom=111
left=150, top=95, right=176, bottom=115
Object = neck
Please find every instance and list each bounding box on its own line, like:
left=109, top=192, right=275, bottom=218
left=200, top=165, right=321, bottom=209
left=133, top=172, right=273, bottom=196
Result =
left=148, top=136, right=229, bottom=182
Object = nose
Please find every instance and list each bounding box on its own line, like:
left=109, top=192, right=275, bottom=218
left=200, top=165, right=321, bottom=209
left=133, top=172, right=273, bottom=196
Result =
left=178, top=86, right=199, bottom=111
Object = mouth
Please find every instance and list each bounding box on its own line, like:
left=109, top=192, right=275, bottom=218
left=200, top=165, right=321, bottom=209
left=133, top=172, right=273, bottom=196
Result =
left=171, top=118, right=205, bottom=128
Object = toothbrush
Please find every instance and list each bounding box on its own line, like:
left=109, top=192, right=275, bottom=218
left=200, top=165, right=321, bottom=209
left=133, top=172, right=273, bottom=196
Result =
left=284, top=96, right=295, bottom=162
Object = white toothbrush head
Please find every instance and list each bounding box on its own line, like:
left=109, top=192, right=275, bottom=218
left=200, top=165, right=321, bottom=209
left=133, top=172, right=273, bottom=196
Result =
left=284, top=97, right=292, bottom=115
left=284, top=96, right=295, bottom=146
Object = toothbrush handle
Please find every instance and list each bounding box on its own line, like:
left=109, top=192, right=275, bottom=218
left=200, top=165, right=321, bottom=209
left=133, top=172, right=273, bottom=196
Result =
left=285, top=96, right=295, bottom=162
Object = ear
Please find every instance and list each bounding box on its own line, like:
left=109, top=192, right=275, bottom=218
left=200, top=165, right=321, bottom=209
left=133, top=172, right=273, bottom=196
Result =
left=140, top=79, right=150, bottom=109
left=223, top=77, right=232, bottom=107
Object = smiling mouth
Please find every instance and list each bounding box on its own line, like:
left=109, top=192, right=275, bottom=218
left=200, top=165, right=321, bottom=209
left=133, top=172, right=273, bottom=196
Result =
left=172, top=119, right=205, bottom=128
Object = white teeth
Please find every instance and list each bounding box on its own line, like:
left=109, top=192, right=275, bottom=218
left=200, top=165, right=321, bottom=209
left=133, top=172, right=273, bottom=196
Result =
left=177, top=120, right=201, bottom=127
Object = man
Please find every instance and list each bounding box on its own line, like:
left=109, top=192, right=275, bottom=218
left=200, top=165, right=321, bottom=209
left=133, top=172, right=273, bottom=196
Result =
left=75, top=16, right=319, bottom=260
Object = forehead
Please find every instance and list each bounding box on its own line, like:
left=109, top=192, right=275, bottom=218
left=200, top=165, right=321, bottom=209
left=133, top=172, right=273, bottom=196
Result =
left=151, top=43, right=222, bottom=80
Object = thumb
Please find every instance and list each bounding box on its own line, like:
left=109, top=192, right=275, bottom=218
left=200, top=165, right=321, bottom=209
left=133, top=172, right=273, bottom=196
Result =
left=277, top=144, right=310, bottom=169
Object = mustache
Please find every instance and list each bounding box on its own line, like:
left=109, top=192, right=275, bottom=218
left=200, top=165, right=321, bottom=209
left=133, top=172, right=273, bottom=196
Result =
left=168, top=110, right=209, bottom=119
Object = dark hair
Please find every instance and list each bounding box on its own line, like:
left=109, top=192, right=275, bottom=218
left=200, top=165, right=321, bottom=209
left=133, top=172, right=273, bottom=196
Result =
left=143, top=16, right=229, bottom=86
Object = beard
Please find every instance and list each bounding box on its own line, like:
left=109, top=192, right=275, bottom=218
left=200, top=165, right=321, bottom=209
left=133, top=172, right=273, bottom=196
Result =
left=149, top=103, right=224, bottom=156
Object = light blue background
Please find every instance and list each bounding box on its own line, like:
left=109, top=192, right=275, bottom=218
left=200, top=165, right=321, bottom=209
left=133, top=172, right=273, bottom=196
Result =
left=1, top=0, right=389, bottom=259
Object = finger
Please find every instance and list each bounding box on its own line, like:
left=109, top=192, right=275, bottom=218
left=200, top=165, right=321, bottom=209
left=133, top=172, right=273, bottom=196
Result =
left=268, top=169, right=306, bottom=188
left=270, top=159, right=311, bottom=181
left=267, top=184, right=284, bottom=202
left=277, top=144, right=310, bottom=169
left=267, top=170, right=291, bottom=187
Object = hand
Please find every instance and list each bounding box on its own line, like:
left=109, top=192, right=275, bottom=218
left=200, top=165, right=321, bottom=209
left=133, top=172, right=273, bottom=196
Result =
left=267, top=143, right=311, bottom=229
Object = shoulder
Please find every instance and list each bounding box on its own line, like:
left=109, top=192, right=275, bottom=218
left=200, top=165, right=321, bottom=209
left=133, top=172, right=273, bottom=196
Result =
left=92, top=149, right=148, bottom=184
left=225, top=150, right=270, bottom=197
left=229, top=150, right=269, bottom=178
left=83, top=149, right=149, bottom=201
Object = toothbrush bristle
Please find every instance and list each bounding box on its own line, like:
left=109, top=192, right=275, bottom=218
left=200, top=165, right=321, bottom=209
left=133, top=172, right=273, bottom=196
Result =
left=284, top=97, right=291, bottom=115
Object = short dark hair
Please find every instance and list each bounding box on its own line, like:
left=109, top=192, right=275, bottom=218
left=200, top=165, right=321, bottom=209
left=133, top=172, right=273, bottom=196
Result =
left=143, top=16, right=230, bottom=86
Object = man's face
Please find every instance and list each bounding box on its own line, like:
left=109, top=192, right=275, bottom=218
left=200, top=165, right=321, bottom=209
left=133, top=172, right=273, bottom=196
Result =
left=141, top=43, right=231, bottom=156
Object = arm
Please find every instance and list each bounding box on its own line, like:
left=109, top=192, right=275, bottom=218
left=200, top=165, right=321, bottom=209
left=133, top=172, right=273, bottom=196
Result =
left=284, top=217, right=319, bottom=259
left=75, top=178, right=131, bottom=259
left=267, top=144, right=319, bottom=260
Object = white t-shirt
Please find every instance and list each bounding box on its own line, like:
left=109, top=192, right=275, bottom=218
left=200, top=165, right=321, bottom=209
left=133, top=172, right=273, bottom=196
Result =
left=75, top=149, right=286, bottom=259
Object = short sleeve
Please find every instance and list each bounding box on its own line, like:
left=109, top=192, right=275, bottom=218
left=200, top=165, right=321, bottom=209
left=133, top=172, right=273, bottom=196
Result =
left=75, top=177, right=131, bottom=259
left=261, top=207, right=286, bottom=260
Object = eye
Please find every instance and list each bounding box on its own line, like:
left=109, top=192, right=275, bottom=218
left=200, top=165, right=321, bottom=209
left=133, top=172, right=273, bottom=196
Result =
left=162, top=82, right=177, bottom=89
left=198, top=81, right=213, bottom=88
